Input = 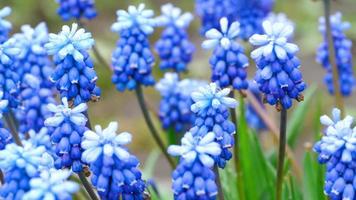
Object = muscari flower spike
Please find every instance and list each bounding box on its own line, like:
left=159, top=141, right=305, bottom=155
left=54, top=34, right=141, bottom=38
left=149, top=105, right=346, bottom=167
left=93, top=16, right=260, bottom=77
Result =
left=0, top=38, right=21, bottom=108
left=23, top=169, right=79, bottom=200
left=235, top=0, right=275, bottom=40
left=202, top=17, right=249, bottom=90
left=317, top=12, right=355, bottom=96
left=111, top=4, right=156, bottom=91
left=81, top=122, right=146, bottom=199
left=0, top=141, right=52, bottom=200
left=195, top=0, right=237, bottom=35
left=249, top=20, right=306, bottom=109
left=168, top=132, right=219, bottom=199
left=44, top=97, right=88, bottom=172
left=156, top=72, right=205, bottom=133
left=313, top=108, right=356, bottom=200
left=45, top=23, right=100, bottom=105
left=55, top=0, right=97, bottom=21
left=189, top=83, right=237, bottom=168
left=0, top=91, right=10, bottom=150
left=155, top=4, right=195, bottom=72
left=0, top=7, right=11, bottom=43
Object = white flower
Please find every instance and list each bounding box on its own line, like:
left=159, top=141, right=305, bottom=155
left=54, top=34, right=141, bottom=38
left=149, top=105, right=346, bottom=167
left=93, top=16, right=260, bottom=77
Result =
left=155, top=3, right=193, bottom=28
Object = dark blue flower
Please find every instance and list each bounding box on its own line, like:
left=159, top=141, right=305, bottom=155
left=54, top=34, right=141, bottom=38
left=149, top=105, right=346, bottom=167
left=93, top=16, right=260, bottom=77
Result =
left=44, top=97, right=88, bottom=172
left=202, top=18, right=249, bottom=90
left=316, top=12, right=355, bottom=96
left=249, top=20, right=306, bottom=109
left=45, top=23, right=100, bottom=105
left=111, top=4, right=156, bottom=92
left=155, top=4, right=195, bottom=72
left=0, top=7, right=11, bottom=44
left=81, top=122, right=146, bottom=199
left=55, top=0, right=97, bottom=21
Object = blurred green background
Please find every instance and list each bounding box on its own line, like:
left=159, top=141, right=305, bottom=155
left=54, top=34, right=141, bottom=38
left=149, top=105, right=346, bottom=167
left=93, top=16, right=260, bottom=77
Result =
left=0, top=0, right=356, bottom=193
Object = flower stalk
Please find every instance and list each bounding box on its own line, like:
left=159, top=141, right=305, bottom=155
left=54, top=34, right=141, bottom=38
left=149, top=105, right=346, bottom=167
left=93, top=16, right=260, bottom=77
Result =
left=214, top=166, right=225, bottom=200
left=78, top=171, right=99, bottom=200
left=276, top=109, right=287, bottom=200
left=323, top=0, right=345, bottom=116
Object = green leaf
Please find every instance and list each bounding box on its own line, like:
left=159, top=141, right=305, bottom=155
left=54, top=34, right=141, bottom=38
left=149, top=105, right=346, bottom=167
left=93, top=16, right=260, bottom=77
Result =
left=287, top=85, right=317, bottom=148
left=220, top=162, right=238, bottom=200
left=142, top=150, right=160, bottom=180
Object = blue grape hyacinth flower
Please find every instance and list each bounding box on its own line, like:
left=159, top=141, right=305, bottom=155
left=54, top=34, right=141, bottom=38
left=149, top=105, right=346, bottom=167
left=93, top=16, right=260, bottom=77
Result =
left=23, top=169, right=79, bottom=200
left=111, top=4, right=156, bottom=91
left=0, top=141, right=51, bottom=200
left=249, top=20, right=305, bottom=109
left=317, top=12, right=355, bottom=96
left=195, top=0, right=237, bottom=35
left=202, top=17, right=249, bottom=90
left=55, top=0, right=97, bottom=21
left=44, top=97, right=88, bottom=172
left=156, top=72, right=205, bottom=133
left=0, top=7, right=11, bottom=43
left=235, top=0, right=275, bottom=40
left=45, top=23, right=100, bottom=105
left=189, top=83, right=237, bottom=168
left=314, top=108, right=356, bottom=200
left=168, top=132, right=220, bottom=199
left=155, top=4, right=195, bottom=72
left=81, top=122, right=146, bottom=199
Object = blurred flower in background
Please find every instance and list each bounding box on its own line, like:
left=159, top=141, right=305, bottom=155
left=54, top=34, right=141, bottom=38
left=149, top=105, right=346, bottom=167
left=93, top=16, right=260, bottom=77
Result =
left=55, top=0, right=97, bottom=21
left=0, top=7, right=11, bottom=43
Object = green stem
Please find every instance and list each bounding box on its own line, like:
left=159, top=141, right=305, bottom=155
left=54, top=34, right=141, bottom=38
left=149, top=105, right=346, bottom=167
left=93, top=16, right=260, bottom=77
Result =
left=92, top=44, right=112, bottom=71
left=323, top=0, right=345, bottom=116
left=214, top=165, right=225, bottom=200
left=78, top=171, right=99, bottom=200
left=135, top=84, right=176, bottom=169
left=276, top=109, right=287, bottom=200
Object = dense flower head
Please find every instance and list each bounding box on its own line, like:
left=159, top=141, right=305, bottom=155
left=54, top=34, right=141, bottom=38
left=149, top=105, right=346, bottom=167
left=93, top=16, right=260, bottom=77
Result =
left=13, top=22, right=54, bottom=88
left=314, top=108, right=356, bottom=199
left=56, top=0, right=97, bottom=21
left=195, top=0, right=237, bottom=35
left=0, top=7, right=11, bottom=43
left=155, top=4, right=194, bottom=72
left=245, top=81, right=267, bottom=131
left=81, top=122, right=146, bottom=199
left=45, top=23, right=100, bottom=104
left=45, top=97, right=88, bottom=172
left=0, top=141, right=52, bottom=200
left=189, top=83, right=237, bottom=168
left=249, top=20, right=305, bottom=109
left=235, top=0, right=275, bottom=40
left=0, top=38, right=22, bottom=108
left=156, top=73, right=205, bottom=132
left=23, top=169, right=79, bottom=200
left=316, top=12, right=355, bottom=96
left=111, top=4, right=156, bottom=91
left=202, top=18, right=249, bottom=90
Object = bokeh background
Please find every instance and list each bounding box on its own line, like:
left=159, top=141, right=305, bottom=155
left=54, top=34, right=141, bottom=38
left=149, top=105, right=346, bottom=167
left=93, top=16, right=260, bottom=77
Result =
left=0, top=0, right=356, bottom=195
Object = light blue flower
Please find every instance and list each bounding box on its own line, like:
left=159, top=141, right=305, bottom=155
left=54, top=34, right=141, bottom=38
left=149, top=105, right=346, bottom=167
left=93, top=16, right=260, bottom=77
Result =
left=0, top=91, right=8, bottom=118
left=155, top=3, right=193, bottom=28
left=319, top=12, right=350, bottom=34
left=0, top=38, right=21, bottom=65
left=266, top=13, right=295, bottom=34
left=28, top=128, right=53, bottom=152
left=249, top=20, right=298, bottom=61
left=23, top=169, right=79, bottom=200
left=45, top=23, right=94, bottom=62
left=0, top=7, right=11, bottom=43
left=111, top=4, right=155, bottom=35
left=168, top=131, right=221, bottom=167
left=202, top=17, right=240, bottom=50
left=191, top=82, right=237, bottom=113
left=81, top=121, right=132, bottom=163
left=44, top=97, right=88, bottom=127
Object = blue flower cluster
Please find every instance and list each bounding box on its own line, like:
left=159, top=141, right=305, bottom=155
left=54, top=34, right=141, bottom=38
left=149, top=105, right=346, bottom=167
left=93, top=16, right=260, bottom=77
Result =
left=245, top=81, right=267, bottom=131
left=155, top=4, right=195, bottom=72
left=45, top=23, right=100, bottom=105
left=314, top=108, right=356, bottom=200
left=0, top=141, right=51, bottom=200
left=195, top=0, right=237, bottom=35
left=316, top=12, right=355, bottom=96
left=202, top=18, right=249, bottom=90
left=169, top=132, right=221, bottom=199
left=190, top=83, right=237, bottom=168
left=0, top=7, right=11, bottom=43
left=81, top=122, right=145, bottom=199
left=235, top=0, right=275, bottom=40
left=55, top=0, right=97, bottom=21
left=249, top=20, right=305, bottom=109
left=111, top=4, right=156, bottom=91
left=0, top=91, right=10, bottom=150
left=44, top=97, right=88, bottom=172
left=156, top=73, right=205, bottom=133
